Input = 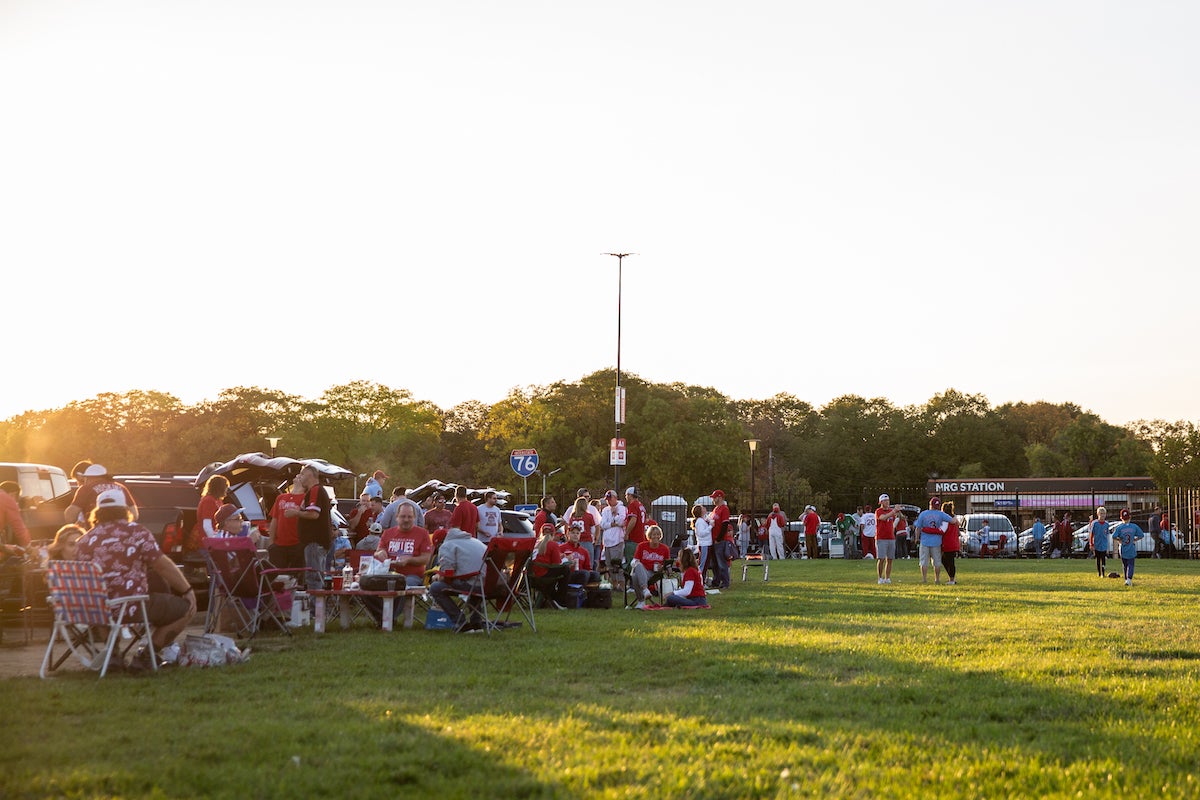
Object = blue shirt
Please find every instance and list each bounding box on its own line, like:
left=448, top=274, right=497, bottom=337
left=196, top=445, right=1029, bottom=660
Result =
left=914, top=509, right=953, bottom=548
left=1111, top=522, right=1144, bottom=560
left=1032, top=520, right=1046, bottom=541
left=1089, top=519, right=1111, bottom=552
left=364, top=478, right=385, bottom=499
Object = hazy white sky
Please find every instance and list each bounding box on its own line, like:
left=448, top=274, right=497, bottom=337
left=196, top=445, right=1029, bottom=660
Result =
left=3, top=1, right=1197, bottom=426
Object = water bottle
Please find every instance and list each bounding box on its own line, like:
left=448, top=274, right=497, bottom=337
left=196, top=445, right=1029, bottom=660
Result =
left=342, top=563, right=353, bottom=590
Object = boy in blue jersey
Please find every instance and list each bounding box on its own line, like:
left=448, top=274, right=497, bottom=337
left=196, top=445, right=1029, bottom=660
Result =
left=1088, top=506, right=1112, bottom=578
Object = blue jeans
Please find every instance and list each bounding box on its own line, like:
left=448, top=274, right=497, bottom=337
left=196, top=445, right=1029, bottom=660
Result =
left=1122, top=557, right=1136, bottom=581
left=303, top=543, right=327, bottom=591
left=666, top=593, right=707, bottom=607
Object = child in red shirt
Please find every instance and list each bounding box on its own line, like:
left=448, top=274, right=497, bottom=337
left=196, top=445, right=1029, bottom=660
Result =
left=666, top=548, right=708, bottom=608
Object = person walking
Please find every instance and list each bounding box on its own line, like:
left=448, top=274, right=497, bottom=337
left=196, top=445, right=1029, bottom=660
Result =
left=942, top=506, right=961, bottom=585
left=1111, top=509, right=1144, bottom=586
left=1088, top=507, right=1112, bottom=578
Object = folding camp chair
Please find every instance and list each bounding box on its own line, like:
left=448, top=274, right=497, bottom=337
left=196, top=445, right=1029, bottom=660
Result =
left=455, top=536, right=538, bottom=634
left=40, top=561, right=155, bottom=678
left=203, top=537, right=310, bottom=638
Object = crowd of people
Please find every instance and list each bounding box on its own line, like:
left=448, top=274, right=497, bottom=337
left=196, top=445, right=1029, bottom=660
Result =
left=9, top=455, right=1178, bottom=662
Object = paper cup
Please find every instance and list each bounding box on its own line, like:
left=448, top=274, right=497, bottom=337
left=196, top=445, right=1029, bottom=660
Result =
left=332, top=576, right=344, bottom=591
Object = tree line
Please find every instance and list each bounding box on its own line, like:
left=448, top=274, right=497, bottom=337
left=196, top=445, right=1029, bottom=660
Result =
left=1, top=371, right=1195, bottom=515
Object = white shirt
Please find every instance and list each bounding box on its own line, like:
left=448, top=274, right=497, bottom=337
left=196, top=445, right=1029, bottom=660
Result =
left=599, top=502, right=627, bottom=547
left=477, top=503, right=503, bottom=543
left=694, top=516, right=713, bottom=547
left=860, top=512, right=877, bottom=539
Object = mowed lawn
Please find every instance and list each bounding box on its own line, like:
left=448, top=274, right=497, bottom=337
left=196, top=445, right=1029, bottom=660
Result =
left=3, top=557, right=1199, bottom=800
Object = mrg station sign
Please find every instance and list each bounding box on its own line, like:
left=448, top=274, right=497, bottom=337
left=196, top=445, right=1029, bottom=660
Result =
left=932, top=481, right=1007, bottom=493
left=926, top=477, right=1156, bottom=494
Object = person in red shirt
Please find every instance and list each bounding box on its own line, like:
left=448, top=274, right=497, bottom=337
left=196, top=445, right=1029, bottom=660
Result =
left=630, top=525, right=671, bottom=608
left=764, top=504, right=787, bottom=560
left=372, top=505, right=432, bottom=587
left=423, top=493, right=453, bottom=534
left=448, top=485, right=479, bottom=535
left=560, top=525, right=600, bottom=586
left=532, top=496, right=559, bottom=538
left=666, top=547, right=707, bottom=608
left=801, top=505, right=820, bottom=561
left=708, top=490, right=731, bottom=586
left=189, top=474, right=230, bottom=550
left=529, top=523, right=570, bottom=609
left=266, top=482, right=305, bottom=569
left=874, top=493, right=899, bottom=584
left=942, top=506, right=961, bottom=585
left=623, top=487, right=647, bottom=544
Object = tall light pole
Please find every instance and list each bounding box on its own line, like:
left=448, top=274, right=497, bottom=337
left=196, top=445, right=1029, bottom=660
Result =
left=745, top=439, right=759, bottom=517
left=604, top=252, right=634, bottom=491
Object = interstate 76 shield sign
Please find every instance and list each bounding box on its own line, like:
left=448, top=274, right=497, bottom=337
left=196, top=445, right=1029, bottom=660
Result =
left=510, top=448, right=539, bottom=478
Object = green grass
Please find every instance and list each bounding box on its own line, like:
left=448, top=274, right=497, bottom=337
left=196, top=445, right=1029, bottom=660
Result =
left=3, top=557, right=1200, bottom=799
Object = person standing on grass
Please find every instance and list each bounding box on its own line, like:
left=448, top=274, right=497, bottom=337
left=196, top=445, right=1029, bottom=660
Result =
left=1031, top=514, right=1046, bottom=558
left=914, top=497, right=952, bottom=584
left=1088, top=507, right=1112, bottom=578
left=692, top=504, right=713, bottom=586
left=599, top=490, right=628, bottom=592
left=1111, top=509, right=1144, bottom=586
left=1054, top=511, right=1074, bottom=557
left=765, top=503, right=787, bottom=561
left=666, top=547, right=707, bottom=608
left=802, top=505, right=821, bottom=561
left=874, top=494, right=898, bottom=584
left=448, top=485, right=479, bottom=537
left=941, top=506, right=961, bottom=585
left=859, top=504, right=877, bottom=560
left=290, top=464, right=332, bottom=592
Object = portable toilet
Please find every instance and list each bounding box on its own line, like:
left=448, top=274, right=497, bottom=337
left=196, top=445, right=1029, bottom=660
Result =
left=650, top=495, right=690, bottom=552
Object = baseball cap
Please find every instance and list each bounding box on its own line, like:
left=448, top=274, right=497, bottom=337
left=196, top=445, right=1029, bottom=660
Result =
left=373, top=469, right=389, bottom=480
left=879, top=493, right=889, bottom=502
left=1120, top=509, right=1130, bottom=520
left=604, top=490, right=618, bottom=499
left=540, top=523, right=555, bottom=534
left=214, top=504, right=245, bottom=527
left=96, top=489, right=127, bottom=509
left=929, top=497, right=942, bottom=508
left=625, top=486, right=638, bottom=497
left=368, top=522, right=383, bottom=534
left=710, top=489, right=725, bottom=498
left=83, top=464, right=109, bottom=478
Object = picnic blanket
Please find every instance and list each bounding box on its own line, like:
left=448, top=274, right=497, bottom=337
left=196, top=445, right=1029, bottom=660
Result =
left=639, top=603, right=711, bottom=610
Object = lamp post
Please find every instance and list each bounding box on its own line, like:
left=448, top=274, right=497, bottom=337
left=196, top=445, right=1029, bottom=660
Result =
left=604, top=252, right=634, bottom=491
left=266, top=437, right=281, bottom=458
left=745, top=439, right=759, bottom=516
left=537, top=467, right=564, bottom=499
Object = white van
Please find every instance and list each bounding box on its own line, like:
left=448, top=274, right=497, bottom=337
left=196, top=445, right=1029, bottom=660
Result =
left=959, top=513, right=1017, bottom=556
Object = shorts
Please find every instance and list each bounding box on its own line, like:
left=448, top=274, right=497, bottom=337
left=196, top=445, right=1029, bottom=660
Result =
left=919, top=544, right=943, bottom=570
left=147, top=593, right=192, bottom=627
left=876, top=539, right=896, bottom=560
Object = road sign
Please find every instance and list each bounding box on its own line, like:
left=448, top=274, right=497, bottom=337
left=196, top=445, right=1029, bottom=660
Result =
left=510, top=448, right=539, bottom=478
left=610, top=438, right=626, bottom=466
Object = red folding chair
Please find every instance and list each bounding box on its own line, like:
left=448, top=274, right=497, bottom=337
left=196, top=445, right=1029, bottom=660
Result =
left=203, top=537, right=312, bottom=638
left=40, top=561, right=155, bottom=678
left=455, top=536, right=538, bottom=634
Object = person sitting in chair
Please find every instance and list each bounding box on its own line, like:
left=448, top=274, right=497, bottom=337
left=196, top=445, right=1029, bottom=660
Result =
left=529, top=523, right=570, bottom=609
left=360, top=505, right=431, bottom=626
left=76, top=489, right=196, bottom=670
left=630, top=525, right=671, bottom=609
left=428, top=523, right=489, bottom=633
left=561, top=525, right=600, bottom=587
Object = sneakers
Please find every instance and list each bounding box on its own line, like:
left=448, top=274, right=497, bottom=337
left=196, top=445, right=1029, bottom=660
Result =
left=1125, top=579, right=1132, bottom=586
left=877, top=578, right=885, bottom=584
left=884, top=578, right=892, bottom=584
left=707, top=588, right=721, bottom=595
left=635, top=602, right=647, bottom=610
left=946, top=580, right=956, bottom=585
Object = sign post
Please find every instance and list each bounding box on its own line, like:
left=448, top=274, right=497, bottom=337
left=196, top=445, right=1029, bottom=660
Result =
left=511, top=449, right=539, bottom=504
left=610, top=438, right=626, bottom=467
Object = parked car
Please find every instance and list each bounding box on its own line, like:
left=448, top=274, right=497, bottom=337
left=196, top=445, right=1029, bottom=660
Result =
left=958, top=513, right=1018, bottom=556
left=0, top=462, right=74, bottom=542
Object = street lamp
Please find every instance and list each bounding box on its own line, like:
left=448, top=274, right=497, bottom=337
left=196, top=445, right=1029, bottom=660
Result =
left=536, top=467, right=564, bottom=499
left=745, top=439, right=759, bottom=516
left=604, top=252, right=634, bottom=491
left=266, top=437, right=281, bottom=458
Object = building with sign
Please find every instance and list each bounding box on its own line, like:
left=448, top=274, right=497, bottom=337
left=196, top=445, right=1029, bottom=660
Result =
left=924, top=476, right=1158, bottom=528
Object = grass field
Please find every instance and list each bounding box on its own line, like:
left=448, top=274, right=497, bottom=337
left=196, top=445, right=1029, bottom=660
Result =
left=3, top=556, right=1199, bottom=799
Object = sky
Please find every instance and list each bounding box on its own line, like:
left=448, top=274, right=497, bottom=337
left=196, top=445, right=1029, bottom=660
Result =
left=2, top=1, right=1197, bottom=427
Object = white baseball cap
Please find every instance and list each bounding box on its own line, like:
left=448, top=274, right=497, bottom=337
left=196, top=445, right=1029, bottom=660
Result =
left=83, top=464, right=109, bottom=478
left=879, top=493, right=889, bottom=502
left=96, top=488, right=127, bottom=509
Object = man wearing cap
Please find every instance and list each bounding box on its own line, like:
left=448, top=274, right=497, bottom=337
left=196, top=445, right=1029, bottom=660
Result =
left=914, top=497, right=953, bottom=584
left=364, top=469, right=389, bottom=500
left=874, top=494, right=899, bottom=584
left=76, top=489, right=196, bottom=669
left=214, top=503, right=261, bottom=547
left=599, top=490, right=628, bottom=591
left=356, top=521, right=383, bottom=553
left=802, top=505, right=821, bottom=561
left=708, top=490, right=732, bottom=589
left=64, top=464, right=139, bottom=525
left=624, top=487, right=647, bottom=544
left=423, top=493, right=452, bottom=534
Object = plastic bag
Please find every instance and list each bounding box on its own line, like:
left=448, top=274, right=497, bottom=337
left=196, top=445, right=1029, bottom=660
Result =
left=177, top=633, right=251, bottom=667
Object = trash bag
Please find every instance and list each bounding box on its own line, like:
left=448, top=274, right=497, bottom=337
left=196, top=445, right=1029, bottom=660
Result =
left=176, top=633, right=251, bottom=667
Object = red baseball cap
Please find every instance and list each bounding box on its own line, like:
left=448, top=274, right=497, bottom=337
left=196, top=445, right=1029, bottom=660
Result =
left=214, top=504, right=245, bottom=527
left=373, top=469, right=389, bottom=480
left=929, top=497, right=941, bottom=508
left=710, top=490, right=725, bottom=498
